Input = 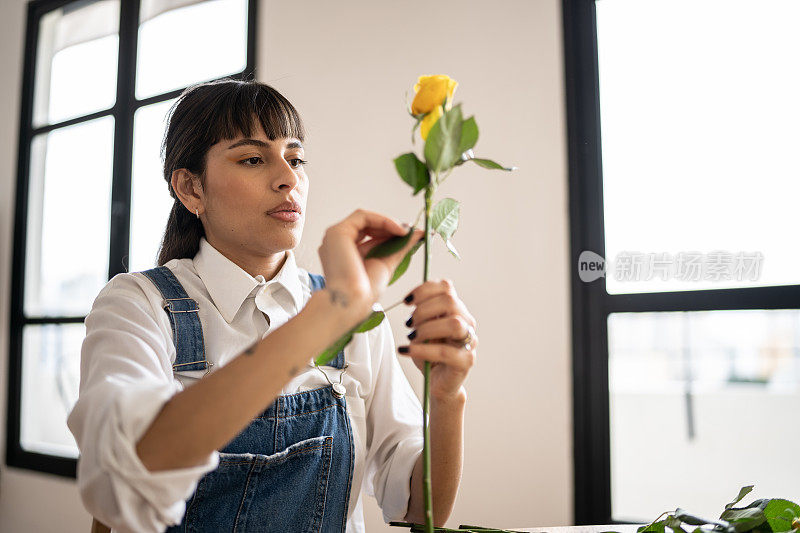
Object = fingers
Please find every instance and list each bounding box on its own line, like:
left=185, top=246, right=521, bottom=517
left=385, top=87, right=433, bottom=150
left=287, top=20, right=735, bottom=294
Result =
left=356, top=227, right=424, bottom=258
left=357, top=224, right=425, bottom=256
left=318, top=209, right=423, bottom=309
left=397, top=340, right=476, bottom=372
left=404, top=279, right=477, bottom=330
left=337, top=209, right=408, bottom=240
left=404, top=278, right=457, bottom=305
left=355, top=225, right=405, bottom=243
left=407, top=314, right=478, bottom=350
left=328, top=209, right=423, bottom=261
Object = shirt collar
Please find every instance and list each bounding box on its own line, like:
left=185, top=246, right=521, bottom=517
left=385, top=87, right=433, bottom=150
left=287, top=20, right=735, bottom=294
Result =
left=193, top=236, right=304, bottom=324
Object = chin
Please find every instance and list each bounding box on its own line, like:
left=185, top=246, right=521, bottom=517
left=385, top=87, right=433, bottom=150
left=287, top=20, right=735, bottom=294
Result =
left=273, top=227, right=303, bottom=251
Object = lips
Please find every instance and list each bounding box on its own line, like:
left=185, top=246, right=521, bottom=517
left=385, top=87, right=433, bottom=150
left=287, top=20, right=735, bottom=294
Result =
left=269, top=211, right=300, bottom=222
left=267, top=199, right=302, bottom=215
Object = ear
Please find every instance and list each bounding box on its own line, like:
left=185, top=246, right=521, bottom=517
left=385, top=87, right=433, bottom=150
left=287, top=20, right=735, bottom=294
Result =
left=171, top=168, right=204, bottom=214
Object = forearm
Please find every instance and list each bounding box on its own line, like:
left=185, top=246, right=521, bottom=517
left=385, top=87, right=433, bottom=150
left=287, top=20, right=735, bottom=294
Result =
left=135, top=287, right=371, bottom=471
left=405, top=386, right=466, bottom=526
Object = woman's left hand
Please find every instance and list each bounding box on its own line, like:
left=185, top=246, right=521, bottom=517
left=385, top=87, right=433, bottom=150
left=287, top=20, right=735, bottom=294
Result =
left=398, top=279, right=478, bottom=400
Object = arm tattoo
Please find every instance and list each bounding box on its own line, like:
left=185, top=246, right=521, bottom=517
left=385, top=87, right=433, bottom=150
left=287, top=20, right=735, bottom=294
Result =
left=327, top=288, right=351, bottom=309
left=288, top=365, right=299, bottom=377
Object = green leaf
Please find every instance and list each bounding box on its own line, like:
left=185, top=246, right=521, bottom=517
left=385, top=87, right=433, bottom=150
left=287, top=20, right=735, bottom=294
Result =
left=390, top=239, right=424, bottom=285
left=315, top=311, right=386, bottom=365
left=638, top=514, right=673, bottom=533
left=725, top=487, right=755, bottom=510
left=691, top=528, right=727, bottom=533
left=315, top=331, right=353, bottom=366
left=458, top=116, right=479, bottom=154
left=424, top=104, right=464, bottom=173
left=354, top=310, right=385, bottom=333
left=666, top=515, right=689, bottom=533
left=765, top=499, right=800, bottom=532
left=674, top=509, right=729, bottom=528
left=365, top=227, right=415, bottom=259
left=719, top=507, right=767, bottom=532
left=394, top=153, right=429, bottom=195
left=469, top=157, right=517, bottom=171
left=638, top=520, right=667, bottom=533
left=431, top=198, right=460, bottom=245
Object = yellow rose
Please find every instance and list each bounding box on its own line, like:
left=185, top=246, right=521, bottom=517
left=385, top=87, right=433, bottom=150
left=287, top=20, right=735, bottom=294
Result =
left=411, top=74, right=458, bottom=115
left=420, top=105, right=443, bottom=141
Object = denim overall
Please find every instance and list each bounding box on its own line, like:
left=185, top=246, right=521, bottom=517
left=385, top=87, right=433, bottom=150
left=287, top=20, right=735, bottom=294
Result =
left=139, top=266, right=354, bottom=533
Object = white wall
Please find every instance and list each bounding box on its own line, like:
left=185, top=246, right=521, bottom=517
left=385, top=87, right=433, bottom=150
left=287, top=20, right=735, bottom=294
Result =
left=0, top=0, right=572, bottom=531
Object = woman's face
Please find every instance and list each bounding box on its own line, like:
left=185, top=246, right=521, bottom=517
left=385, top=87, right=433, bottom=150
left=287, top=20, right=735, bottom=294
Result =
left=198, top=121, right=308, bottom=258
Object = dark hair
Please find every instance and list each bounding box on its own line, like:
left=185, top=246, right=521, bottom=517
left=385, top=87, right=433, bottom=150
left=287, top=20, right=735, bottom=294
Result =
left=156, top=76, right=305, bottom=266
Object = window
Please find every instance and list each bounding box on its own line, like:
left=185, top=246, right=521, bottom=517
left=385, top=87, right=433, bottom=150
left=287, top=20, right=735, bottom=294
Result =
left=8, top=0, right=257, bottom=477
left=564, top=0, right=800, bottom=524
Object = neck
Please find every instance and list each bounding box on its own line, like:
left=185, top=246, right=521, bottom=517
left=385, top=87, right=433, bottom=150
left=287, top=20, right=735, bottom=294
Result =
left=205, top=235, right=289, bottom=282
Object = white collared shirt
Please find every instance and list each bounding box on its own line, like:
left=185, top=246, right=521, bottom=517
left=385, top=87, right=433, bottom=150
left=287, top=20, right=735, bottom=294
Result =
left=67, top=236, right=424, bottom=532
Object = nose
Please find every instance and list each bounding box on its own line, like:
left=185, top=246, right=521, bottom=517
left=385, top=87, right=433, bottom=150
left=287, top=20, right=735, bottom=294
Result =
left=272, top=157, right=300, bottom=193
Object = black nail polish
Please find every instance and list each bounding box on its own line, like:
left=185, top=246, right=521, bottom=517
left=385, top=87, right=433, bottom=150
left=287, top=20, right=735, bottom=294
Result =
left=398, top=346, right=409, bottom=353
left=407, top=330, right=417, bottom=340
left=405, top=316, right=413, bottom=327
left=404, top=293, right=414, bottom=304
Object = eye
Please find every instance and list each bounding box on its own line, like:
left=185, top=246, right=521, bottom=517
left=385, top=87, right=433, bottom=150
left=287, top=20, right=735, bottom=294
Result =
left=239, top=156, right=263, bottom=166
left=288, top=158, right=308, bottom=168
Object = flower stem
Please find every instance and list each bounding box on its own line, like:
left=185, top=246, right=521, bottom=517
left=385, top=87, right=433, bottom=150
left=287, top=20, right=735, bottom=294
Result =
left=422, top=181, right=434, bottom=533
left=381, top=298, right=407, bottom=314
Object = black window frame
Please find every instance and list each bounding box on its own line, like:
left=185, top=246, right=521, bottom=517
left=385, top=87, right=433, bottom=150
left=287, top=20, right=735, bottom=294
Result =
left=7, top=0, right=258, bottom=478
left=563, top=0, right=800, bottom=524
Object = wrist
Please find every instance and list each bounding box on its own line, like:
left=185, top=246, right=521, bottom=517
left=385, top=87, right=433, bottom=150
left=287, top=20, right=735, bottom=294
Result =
left=431, top=385, right=467, bottom=408
left=294, top=289, right=371, bottom=366
left=312, top=286, right=373, bottom=331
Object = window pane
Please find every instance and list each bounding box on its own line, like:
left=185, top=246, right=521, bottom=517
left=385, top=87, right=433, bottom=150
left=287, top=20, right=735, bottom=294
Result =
left=609, top=310, right=800, bottom=521
left=596, top=0, right=800, bottom=294
left=33, top=0, right=119, bottom=128
left=129, top=99, right=178, bottom=272
left=135, top=0, right=248, bottom=100
left=20, top=323, right=83, bottom=458
left=25, top=117, right=114, bottom=317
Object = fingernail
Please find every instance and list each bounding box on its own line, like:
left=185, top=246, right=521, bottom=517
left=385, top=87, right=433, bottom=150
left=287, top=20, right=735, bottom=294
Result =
left=407, top=330, right=417, bottom=340
left=398, top=346, right=409, bottom=354
left=405, top=316, right=413, bottom=327
left=404, top=293, right=414, bottom=304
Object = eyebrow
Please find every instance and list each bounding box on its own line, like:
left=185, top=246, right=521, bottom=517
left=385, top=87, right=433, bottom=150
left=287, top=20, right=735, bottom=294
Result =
left=227, top=138, right=303, bottom=150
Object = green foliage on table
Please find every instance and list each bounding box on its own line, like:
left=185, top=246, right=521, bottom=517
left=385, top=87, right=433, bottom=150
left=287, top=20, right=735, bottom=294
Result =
left=604, top=486, right=800, bottom=533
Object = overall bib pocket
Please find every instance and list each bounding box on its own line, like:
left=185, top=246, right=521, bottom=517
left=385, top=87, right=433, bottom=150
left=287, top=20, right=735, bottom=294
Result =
left=185, top=435, right=334, bottom=533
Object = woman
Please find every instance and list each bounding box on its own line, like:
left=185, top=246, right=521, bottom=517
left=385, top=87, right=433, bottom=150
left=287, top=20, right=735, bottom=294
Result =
left=67, top=77, right=478, bottom=532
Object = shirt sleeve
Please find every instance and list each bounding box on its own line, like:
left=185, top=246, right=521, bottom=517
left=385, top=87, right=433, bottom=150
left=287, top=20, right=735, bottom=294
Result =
left=362, top=312, right=425, bottom=523
left=66, top=273, right=219, bottom=533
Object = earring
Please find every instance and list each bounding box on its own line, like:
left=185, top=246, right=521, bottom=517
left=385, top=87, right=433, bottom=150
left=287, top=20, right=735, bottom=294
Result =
left=195, top=208, right=199, bottom=219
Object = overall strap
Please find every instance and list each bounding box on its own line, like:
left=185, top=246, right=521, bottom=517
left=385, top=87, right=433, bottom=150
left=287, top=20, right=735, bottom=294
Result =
left=140, top=266, right=212, bottom=374
left=307, top=272, right=346, bottom=369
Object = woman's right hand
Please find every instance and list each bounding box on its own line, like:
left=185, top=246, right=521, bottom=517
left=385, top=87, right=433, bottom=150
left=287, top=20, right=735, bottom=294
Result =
left=318, top=209, right=425, bottom=314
